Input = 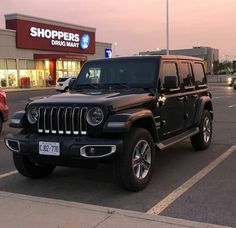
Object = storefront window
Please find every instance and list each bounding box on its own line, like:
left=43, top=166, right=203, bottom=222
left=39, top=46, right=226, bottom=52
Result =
left=56, top=60, right=81, bottom=80
left=0, top=70, right=18, bottom=88
left=19, top=59, right=27, bottom=69
left=19, top=59, right=45, bottom=87
left=72, top=62, right=76, bottom=70
left=0, top=59, right=18, bottom=88
left=45, top=60, right=50, bottom=70
left=63, top=61, right=68, bottom=70
left=7, top=70, right=18, bottom=87
left=7, top=59, right=17, bottom=69
left=57, top=60, right=63, bottom=70
left=36, top=70, right=45, bottom=87
left=68, top=61, right=72, bottom=70
left=0, top=59, right=7, bottom=69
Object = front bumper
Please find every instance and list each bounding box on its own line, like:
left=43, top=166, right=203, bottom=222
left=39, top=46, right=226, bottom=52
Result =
left=5, top=133, right=123, bottom=167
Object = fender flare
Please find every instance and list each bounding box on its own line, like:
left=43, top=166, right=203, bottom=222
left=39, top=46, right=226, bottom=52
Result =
left=103, top=109, right=158, bottom=141
left=194, top=96, right=213, bottom=125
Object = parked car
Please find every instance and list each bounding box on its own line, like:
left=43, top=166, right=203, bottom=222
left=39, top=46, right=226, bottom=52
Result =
left=227, top=73, right=236, bottom=86
left=5, top=55, right=213, bottom=191
left=0, top=89, right=9, bottom=133
left=56, top=77, right=76, bottom=92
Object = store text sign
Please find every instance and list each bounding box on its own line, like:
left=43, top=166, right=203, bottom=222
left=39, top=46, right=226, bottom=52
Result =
left=6, top=19, right=95, bottom=54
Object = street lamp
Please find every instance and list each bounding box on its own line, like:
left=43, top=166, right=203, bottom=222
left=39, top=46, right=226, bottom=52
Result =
left=166, top=0, right=169, bottom=55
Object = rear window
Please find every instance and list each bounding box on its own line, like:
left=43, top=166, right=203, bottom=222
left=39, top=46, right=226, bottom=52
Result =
left=57, top=77, right=69, bottom=82
left=181, top=62, right=194, bottom=87
left=193, top=63, right=206, bottom=85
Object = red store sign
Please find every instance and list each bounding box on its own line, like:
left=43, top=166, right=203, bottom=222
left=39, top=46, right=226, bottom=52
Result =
left=6, top=19, right=95, bottom=54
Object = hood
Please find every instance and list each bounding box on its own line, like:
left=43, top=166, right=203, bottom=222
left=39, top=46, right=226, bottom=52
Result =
left=30, top=90, right=155, bottom=112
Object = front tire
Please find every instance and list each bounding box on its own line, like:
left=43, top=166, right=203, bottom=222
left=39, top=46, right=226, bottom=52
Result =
left=114, top=128, right=156, bottom=191
left=191, top=110, right=212, bottom=150
left=13, top=154, right=55, bottom=179
left=64, top=86, right=69, bottom=92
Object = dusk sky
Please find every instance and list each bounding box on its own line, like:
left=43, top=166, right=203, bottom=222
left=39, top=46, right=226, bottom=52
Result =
left=0, top=0, right=236, bottom=60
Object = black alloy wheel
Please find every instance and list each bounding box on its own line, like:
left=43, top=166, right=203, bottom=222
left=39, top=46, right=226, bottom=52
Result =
left=114, top=128, right=156, bottom=191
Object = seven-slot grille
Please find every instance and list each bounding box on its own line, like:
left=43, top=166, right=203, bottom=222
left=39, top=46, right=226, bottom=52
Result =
left=37, top=106, right=88, bottom=135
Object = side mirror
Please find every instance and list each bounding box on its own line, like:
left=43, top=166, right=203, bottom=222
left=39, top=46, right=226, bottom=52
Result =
left=163, top=76, right=178, bottom=90
left=69, top=78, right=75, bottom=90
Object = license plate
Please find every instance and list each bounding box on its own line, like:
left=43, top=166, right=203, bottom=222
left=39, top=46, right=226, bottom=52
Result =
left=39, top=142, right=60, bottom=156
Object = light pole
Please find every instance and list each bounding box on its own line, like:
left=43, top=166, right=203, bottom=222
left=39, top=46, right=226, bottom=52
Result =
left=166, top=0, right=169, bottom=55
left=113, top=42, right=118, bottom=57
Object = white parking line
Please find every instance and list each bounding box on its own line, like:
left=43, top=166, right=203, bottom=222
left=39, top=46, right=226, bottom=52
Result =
left=0, top=170, right=18, bottom=179
left=147, top=144, right=236, bottom=215
left=213, top=96, right=224, bottom=99
left=229, top=104, right=236, bottom=108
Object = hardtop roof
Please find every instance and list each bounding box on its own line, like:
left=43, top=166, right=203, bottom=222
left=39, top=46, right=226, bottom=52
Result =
left=87, top=55, right=203, bottom=63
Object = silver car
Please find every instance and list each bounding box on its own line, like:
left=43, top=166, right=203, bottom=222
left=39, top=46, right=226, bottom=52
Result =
left=56, top=77, right=76, bottom=92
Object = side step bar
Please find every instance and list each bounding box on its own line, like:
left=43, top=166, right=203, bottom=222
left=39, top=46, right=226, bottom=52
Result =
left=156, top=127, right=199, bottom=150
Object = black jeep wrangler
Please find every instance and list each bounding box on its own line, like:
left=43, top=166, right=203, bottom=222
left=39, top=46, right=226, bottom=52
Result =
left=5, top=55, right=213, bottom=191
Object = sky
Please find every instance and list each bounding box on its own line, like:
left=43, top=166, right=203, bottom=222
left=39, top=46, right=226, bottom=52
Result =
left=0, top=0, right=236, bottom=61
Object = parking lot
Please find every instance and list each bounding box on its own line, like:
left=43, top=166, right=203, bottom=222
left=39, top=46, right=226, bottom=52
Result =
left=0, top=85, right=236, bottom=227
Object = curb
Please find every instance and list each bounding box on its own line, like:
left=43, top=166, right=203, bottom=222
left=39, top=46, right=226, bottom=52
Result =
left=0, top=191, right=231, bottom=228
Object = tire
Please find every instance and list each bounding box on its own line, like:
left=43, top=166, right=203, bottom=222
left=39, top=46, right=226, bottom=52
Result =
left=13, top=153, right=55, bottom=179
left=114, top=128, right=156, bottom=191
left=191, top=110, right=212, bottom=150
left=64, top=87, right=69, bottom=92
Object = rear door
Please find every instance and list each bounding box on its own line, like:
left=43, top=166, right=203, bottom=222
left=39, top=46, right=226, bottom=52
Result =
left=179, top=61, right=198, bottom=128
left=158, top=61, right=185, bottom=139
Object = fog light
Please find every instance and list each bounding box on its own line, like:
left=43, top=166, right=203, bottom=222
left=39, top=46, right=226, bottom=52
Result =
left=89, top=147, right=95, bottom=155
left=80, top=145, right=116, bottom=158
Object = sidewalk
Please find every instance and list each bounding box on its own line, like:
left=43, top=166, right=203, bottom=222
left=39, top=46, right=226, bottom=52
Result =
left=0, top=191, right=230, bottom=228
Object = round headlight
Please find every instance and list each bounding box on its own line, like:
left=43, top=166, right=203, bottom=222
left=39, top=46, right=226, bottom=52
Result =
left=86, top=107, right=104, bottom=126
left=27, top=107, right=39, bottom=124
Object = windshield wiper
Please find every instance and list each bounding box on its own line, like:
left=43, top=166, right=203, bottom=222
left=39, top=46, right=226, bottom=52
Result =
left=141, top=87, right=156, bottom=95
left=103, top=83, right=130, bottom=89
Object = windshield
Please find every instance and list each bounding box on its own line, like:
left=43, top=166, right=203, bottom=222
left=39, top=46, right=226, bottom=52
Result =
left=57, top=77, right=69, bottom=82
left=73, top=59, right=158, bottom=90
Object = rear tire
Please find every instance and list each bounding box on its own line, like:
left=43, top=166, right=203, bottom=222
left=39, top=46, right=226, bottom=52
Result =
left=114, top=128, right=156, bottom=191
left=13, top=154, right=55, bottom=179
left=191, top=110, right=212, bottom=150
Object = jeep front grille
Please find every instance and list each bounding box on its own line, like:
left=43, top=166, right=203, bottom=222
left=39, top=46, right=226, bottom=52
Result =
left=37, top=107, right=88, bottom=135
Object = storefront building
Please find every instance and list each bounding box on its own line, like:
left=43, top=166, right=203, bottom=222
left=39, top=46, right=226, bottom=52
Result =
left=0, top=13, right=112, bottom=88
left=140, top=46, right=219, bottom=75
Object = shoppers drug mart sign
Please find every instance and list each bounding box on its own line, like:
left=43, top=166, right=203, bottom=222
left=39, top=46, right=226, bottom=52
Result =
left=30, top=27, right=82, bottom=48
left=6, top=18, right=95, bottom=54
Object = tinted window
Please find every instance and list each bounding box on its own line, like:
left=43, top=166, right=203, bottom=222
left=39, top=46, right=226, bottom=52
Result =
left=74, top=59, right=158, bottom=89
left=193, top=63, right=206, bottom=85
left=85, top=67, right=101, bottom=84
left=160, top=62, right=179, bottom=88
left=181, top=62, right=194, bottom=87
left=57, top=77, right=69, bottom=82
